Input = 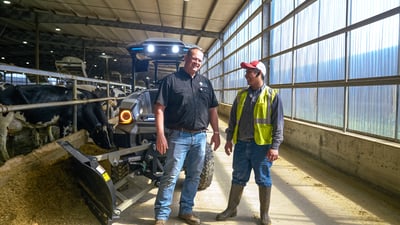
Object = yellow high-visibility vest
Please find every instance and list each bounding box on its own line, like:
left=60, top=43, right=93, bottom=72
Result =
left=232, top=87, right=277, bottom=145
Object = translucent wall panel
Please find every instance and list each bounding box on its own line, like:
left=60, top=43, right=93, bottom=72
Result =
left=319, top=0, right=346, bottom=36
left=295, top=43, right=318, bottom=82
left=210, top=78, right=221, bottom=89
left=200, top=60, right=207, bottom=76
left=238, top=5, right=249, bottom=27
left=214, top=90, right=222, bottom=103
left=295, top=1, right=319, bottom=45
left=224, top=3, right=249, bottom=42
left=270, top=52, right=292, bottom=85
left=208, top=64, right=222, bottom=80
left=224, top=90, right=239, bottom=104
left=398, top=85, right=400, bottom=139
left=237, top=25, right=249, bottom=49
left=249, top=13, right=262, bottom=40
left=271, top=19, right=294, bottom=54
left=350, top=0, right=400, bottom=24
left=317, top=87, right=344, bottom=127
left=225, top=38, right=236, bottom=57
left=296, top=0, right=306, bottom=7
left=237, top=47, right=249, bottom=68
left=208, top=51, right=222, bottom=69
left=271, top=0, right=294, bottom=24
left=224, top=21, right=236, bottom=41
left=318, top=35, right=346, bottom=81
left=249, top=38, right=262, bottom=61
left=267, top=0, right=400, bottom=140
left=278, top=88, right=292, bottom=117
left=249, top=0, right=262, bottom=14
left=294, top=88, right=317, bottom=121
left=269, top=57, right=280, bottom=85
left=349, top=16, right=399, bottom=78
left=224, top=71, right=236, bottom=89
left=270, top=26, right=282, bottom=54
left=208, top=40, right=220, bottom=59
left=348, top=85, right=396, bottom=138
left=224, top=54, right=237, bottom=73
left=223, top=70, right=246, bottom=89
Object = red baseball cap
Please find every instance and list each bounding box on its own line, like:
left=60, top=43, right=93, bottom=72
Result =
left=240, top=60, right=266, bottom=75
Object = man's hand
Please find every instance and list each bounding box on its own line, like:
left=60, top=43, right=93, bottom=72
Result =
left=267, top=148, right=279, bottom=162
left=156, top=134, right=168, bottom=155
left=224, top=141, right=233, bottom=156
left=210, top=132, right=220, bottom=150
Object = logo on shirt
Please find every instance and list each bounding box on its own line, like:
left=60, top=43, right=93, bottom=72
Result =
left=199, top=81, right=208, bottom=92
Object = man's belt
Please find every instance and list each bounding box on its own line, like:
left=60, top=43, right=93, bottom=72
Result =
left=171, top=127, right=206, bottom=134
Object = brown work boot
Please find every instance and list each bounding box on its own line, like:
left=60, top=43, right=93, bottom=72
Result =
left=178, top=213, right=201, bottom=225
left=154, top=219, right=166, bottom=225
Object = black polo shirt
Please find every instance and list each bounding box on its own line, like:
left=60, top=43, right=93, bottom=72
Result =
left=155, top=68, right=218, bottom=131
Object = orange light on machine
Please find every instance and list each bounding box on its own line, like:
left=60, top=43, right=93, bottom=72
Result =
left=119, top=109, right=133, bottom=124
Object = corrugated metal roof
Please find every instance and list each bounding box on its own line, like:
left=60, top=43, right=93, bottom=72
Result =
left=0, top=0, right=244, bottom=80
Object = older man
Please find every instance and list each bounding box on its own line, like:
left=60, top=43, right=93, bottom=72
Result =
left=153, top=47, right=220, bottom=225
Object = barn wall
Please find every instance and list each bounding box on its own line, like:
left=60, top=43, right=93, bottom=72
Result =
left=218, top=103, right=400, bottom=197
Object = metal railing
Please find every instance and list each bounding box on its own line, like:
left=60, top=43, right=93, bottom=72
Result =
left=0, top=64, right=131, bottom=132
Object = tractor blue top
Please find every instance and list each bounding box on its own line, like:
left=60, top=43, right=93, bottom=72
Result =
left=127, top=38, right=190, bottom=62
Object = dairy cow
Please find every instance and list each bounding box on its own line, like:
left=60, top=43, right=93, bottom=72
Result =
left=0, top=84, right=115, bottom=161
left=74, top=84, right=127, bottom=118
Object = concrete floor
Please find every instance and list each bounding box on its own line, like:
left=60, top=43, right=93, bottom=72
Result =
left=112, top=119, right=400, bottom=225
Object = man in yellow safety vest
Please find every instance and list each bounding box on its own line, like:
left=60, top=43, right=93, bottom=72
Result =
left=216, top=60, right=284, bottom=225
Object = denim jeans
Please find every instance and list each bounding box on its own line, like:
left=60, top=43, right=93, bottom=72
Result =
left=154, top=130, right=207, bottom=220
left=232, top=140, right=273, bottom=187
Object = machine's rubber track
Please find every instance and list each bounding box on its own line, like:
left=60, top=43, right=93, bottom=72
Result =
left=198, top=143, right=214, bottom=190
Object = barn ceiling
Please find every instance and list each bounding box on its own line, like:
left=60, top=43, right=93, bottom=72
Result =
left=0, top=0, right=245, bottom=82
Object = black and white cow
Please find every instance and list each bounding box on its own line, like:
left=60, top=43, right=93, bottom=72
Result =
left=0, top=84, right=115, bottom=161
left=74, top=84, right=128, bottom=118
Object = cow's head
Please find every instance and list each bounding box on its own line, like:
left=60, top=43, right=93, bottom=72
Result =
left=89, top=124, right=116, bottom=150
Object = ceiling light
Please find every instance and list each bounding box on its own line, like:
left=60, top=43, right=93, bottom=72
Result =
left=3, top=1, right=11, bottom=5
left=1, top=57, right=5, bottom=60
left=99, top=53, right=112, bottom=59
left=22, top=41, right=28, bottom=44
left=55, top=27, right=61, bottom=32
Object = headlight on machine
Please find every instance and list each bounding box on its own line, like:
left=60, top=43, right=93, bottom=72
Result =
left=171, top=45, right=179, bottom=53
left=119, top=109, right=133, bottom=124
left=146, top=44, right=155, bottom=53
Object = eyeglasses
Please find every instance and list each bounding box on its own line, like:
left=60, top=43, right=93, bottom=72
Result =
left=245, top=69, right=260, bottom=76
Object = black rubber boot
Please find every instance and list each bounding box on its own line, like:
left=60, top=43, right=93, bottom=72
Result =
left=216, top=183, right=244, bottom=221
left=259, top=186, right=272, bottom=225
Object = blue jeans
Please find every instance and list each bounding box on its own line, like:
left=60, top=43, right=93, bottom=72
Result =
left=232, top=140, right=273, bottom=187
left=154, top=130, right=207, bottom=220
